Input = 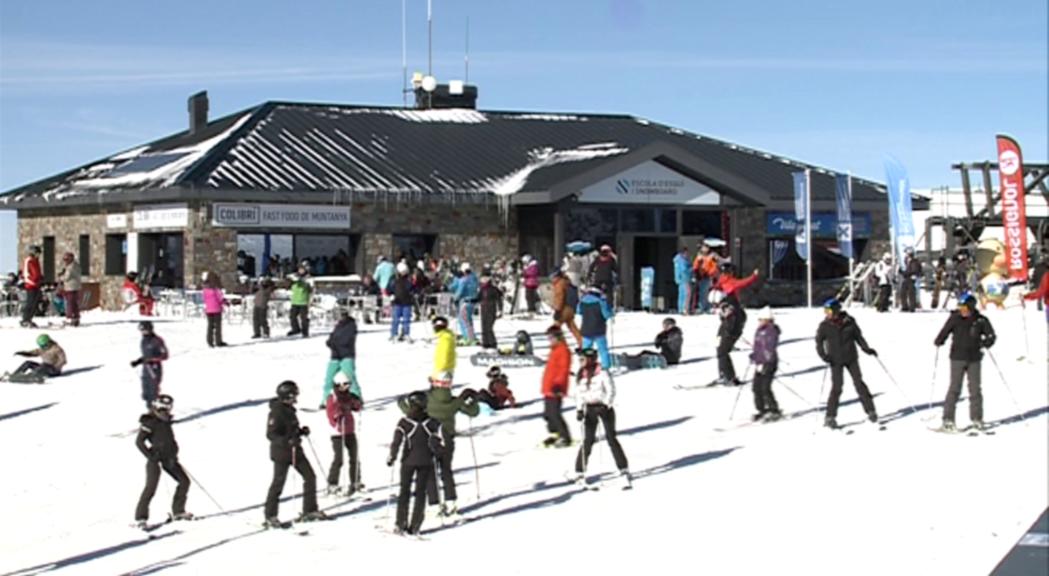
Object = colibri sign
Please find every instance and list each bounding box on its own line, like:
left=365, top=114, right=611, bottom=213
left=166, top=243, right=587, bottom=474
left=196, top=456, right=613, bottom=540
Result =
left=212, top=203, right=351, bottom=230
left=579, top=161, right=720, bottom=205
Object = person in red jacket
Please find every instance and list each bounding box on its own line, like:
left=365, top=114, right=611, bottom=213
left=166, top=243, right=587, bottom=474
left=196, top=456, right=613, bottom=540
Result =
left=478, top=366, right=517, bottom=410
left=1023, top=265, right=1049, bottom=324
left=325, top=372, right=363, bottom=496
left=541, top=325, right=572, bottom=447
left=713, top=261, right=761, bottom=299
left=122, top=272, right=155, bottom=316
left=20, top=245, right=43, bottom=328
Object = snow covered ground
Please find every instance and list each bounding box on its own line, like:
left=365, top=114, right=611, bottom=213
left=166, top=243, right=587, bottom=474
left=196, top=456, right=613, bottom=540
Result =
left=1, top=304, right=1046, bottom=576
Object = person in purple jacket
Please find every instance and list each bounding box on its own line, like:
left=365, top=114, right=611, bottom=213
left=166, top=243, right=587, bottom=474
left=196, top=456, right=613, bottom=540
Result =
left=522, top=255, right=541, bottom=314
left=748, top=306, right=782, bottom=422
left=202, top=272, right=228, bottom=348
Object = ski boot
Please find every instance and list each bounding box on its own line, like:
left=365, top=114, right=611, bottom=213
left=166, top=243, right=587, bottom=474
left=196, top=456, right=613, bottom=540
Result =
left=730, top=378, right=744, bottom=386
left=824, top=417, right=840, bottom=430
left=553, top=437, right=572, bottom=448
left=866, top=411, right=879, bottom=423
left=542, top=433, right=561, bottom=447
left=298, top=510, right=329, bottom=523
left=618, top=470, right=633, bottom=490
left=971, top=420, right=986, bottom=432
left=134, top=519, right=149, bottom=530
left=764, top=411, right=783, bottom=423
left=263, top=517, right=284, bottom=529
left=939, top=420, right=957, bottom=433
left=326, top=484, right=342, bottom=496
left=440, top=501, right=463, bottom=525
left=751, top=412, right=767, bottom=422
left=169, top=512, right=194, bottom=522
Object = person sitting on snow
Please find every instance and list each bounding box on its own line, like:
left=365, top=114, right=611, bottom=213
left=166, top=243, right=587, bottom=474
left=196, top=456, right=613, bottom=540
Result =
left=619, top=317, right=684, bottom=370
left=8, top=334, right=66, bottom=382
left=477, top=366, right=517, bottom=410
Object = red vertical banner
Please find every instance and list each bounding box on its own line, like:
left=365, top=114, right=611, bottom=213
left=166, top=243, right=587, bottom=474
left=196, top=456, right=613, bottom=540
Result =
left=996, top=135, right=1029, bottom=282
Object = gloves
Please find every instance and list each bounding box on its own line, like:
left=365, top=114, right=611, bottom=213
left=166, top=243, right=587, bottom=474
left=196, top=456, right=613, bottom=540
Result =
left=553, top=310, right=562, bottom=323
left=933, top=340, right=943, bottom=347
left=299, top=426, right=310, bottom=437
left=866, top=349, right=878, bottom=357
left=576, top=410, right=584, bottom=422
left=755, top=363, right=765, bottom=375
left=130, top=358, right=143, bottom=368
left=386, top=455, right=395, bottom=467
left=15, top=351, right=30, bottom=357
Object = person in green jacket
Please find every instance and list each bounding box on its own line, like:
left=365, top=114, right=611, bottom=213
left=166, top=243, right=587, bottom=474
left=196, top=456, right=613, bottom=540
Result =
left=287, top=266, right=313, bottom=338
left=397, top=377, right=479, bottom=523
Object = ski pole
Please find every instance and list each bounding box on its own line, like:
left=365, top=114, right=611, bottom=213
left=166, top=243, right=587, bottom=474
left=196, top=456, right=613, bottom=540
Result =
left=306, top=436, right=328, bottom=483
left=986, top=350, right=1027, bottom=424
left=182, top=465, right=226, bottom=514
left=1019, top=303, right=1030, bottom=361
left=819, top=366, right=829, bottom=401
left=928, top=347, right=940, bottom=412
left=384, top=455, right=396, bottom=525
left=467, top=417, right=480, bottom=501
left=874, top=357, right=919, bottom=416
left=728, top=362, right=753, bottom=421
left=772, top=375, right=815, bottom=408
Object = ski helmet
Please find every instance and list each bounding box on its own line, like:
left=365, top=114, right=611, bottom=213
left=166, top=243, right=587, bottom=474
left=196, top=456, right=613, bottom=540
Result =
left=719, top=260, right=735, bottom=272
left=823, top=298, right=842, bottom=313
left=431, top=316, right=449, bottom=331
left=406, top=391, right=428, bottom=412
left=662, top=317, right=676, bottom=327
left=276, top=380, right=300, bottom=401
left=333, top=371, right=350, bottom=388
left=28, top=245, right=41, bottom=255
left=152, top=394, right=174, bottom=412
left=396, top=262, right=409, bottom=275
left=486, top=366, right=503, bottom=379
left=959, top=292, right=977, bottom=309
left=545, top=324, right=564, bottom=339
left=460, top=262, right=472, bottom=273
left=757, top=306, right=774, bottom=322
left=138, top=321, right=154, bottom=333
left=515, top=330, right=531, bottom=344
left=36, top=334, right=51, bottom=348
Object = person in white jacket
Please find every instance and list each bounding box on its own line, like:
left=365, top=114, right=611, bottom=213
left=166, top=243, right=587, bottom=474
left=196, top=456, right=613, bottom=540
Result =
left=572, top=348, right=631, bottom=489
left=873, top=252, right=894, bottom=312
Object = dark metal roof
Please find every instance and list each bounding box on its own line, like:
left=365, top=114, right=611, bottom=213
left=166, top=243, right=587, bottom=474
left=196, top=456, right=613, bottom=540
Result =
left=1, top=101, right=923, bottom=211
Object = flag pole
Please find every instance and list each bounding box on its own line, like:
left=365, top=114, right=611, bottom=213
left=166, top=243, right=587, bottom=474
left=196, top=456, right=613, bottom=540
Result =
left=806, top=169, right=813, bottom=308
left=847, top=171, right=854, bottom=303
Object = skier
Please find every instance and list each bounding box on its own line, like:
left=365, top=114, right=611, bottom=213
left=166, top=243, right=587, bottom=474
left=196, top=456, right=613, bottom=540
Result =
left=479, top=366, right=517, bottom=410
left=321, top=310, right=359, bottom=408
left=326, top=372, right=364, bottom=495
left=673, top=246, right=691, bottom=314
left=122, top=271, right=155, bottom=316
left=453, top=263, right=479, bottom=345
left=431, top=316, right=456, bottom=385
left=930, top=256, right=947, bottom=310
left=20, top=245, right=42, bottom=328
left=57, top=252, right=81, bottom=327
left=749, top=307, right=782, bottom=422
left=900, top=248, right=922, bottom=312
left=287, top=266, right=312, bottom=338
left=587, top=245, right=619, bottom=307
left=541, top=325, right=573, bottom=447
left=573, top=348, right=631, bottom=489
left=251, top=277, right=275, bottom=339
left=202, top=272, right=228, bottom=347
left=550, top=269, right=583, bottom=348
left=374, top=256, right=395, bottom=297
left=692, top=244, right=720, bottom=314
left=874, top=253, right=894, bottom=312
left=815, top=298, right=880, bottom=429
left=8, top=334, right=66, bottom=383
left=387, top=391, right=445, bottom=535
left=131, top=321, right=168, bottom=409
left=398, top=376, right=479, bottom=522
left=478, top=273, right=503, bottom=350
left=134, top=394, right=193, bottom=527
left=934, top=293, right=996, bottom=431
left=265, top=381, right=327, bottom=526
left=711, top=262, right=759, bottom=386
left=577, top=286, right=614, bottom=370
left=522, top=255, right=540, bottom=314
left=389, top=262, right=414, bottom=342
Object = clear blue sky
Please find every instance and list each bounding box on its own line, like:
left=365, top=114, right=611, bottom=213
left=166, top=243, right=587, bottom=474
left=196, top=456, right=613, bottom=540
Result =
left=1, top=0, right=1046, bottom=269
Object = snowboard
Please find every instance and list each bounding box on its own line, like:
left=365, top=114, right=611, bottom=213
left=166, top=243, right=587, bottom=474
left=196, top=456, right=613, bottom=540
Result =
left=609, top=353, right=667, bottom=371
left=0, top=372, right=47, bottom=384
left=469, top=352, right=545, bottom=368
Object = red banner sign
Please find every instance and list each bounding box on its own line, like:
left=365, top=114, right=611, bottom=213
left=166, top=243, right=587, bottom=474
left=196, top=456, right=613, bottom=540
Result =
left=996, top=135, right=1029, bottom=282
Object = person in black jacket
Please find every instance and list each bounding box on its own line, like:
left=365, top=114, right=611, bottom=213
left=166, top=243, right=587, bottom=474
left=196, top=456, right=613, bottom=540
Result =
left=386, top=391, right=446, bottom=535
left=900, top=248, right=922, bottom=312
left=586, top=245, right=619, bottom=307
left=134, top=394, right=192, bottom=527
left=320, top=311, right=359, bottom=408
left=655, top=318, right=684, bottom=365
left=265, top=381, right=326, bottom=526
left=389, top=262, right=415, bottom=342
left=712, top=296, right=746, bottom=386
left=478, top=274, right=503, bottom=350
left=934, top=293, right=996, bottom=431
left=131, top=321, right=168, bottom=409
left=815, top=299, right=880, bottom=429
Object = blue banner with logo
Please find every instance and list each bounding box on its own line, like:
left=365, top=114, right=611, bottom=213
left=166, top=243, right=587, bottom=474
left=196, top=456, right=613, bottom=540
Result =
left=766, top=212, right=872, bottom=239
left=884, top=157, right=916, bottom=258
left=834, top=174, right=854, bottom=259
left=640, top=267, right=654, bottom=309
left=793, top=171, right=809, bottom=260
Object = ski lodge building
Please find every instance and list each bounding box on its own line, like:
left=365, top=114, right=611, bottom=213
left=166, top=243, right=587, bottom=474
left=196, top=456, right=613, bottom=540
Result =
left=1, top=90, right=925, bottom=310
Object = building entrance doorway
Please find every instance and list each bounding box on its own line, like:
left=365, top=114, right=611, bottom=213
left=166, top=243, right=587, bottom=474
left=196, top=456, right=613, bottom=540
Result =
left=632, top=236, right=678, bottom=310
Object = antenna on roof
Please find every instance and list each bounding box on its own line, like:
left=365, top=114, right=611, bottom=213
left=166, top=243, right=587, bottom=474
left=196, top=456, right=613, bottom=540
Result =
left=427, top=0, right=433, bottom=76
left=464, top=16, right=470, bottom=84
left=401, top=0, right=408, bottom=107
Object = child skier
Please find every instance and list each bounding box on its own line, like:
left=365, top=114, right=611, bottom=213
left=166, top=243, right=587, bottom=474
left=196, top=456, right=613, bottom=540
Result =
left=134, top=394, right=193, bottom=527
left=387, top=391, right=446, bottom=536
left=265, top=381, right=327, bottom=526
left=252, top=277, right=275, bottom=339
left=202, top=272, right=227, bottom=347
left=321, top=310, right=359, bottom=408
left=326, top=372, right=364, bottom=495
left=131, top=321, right=168, bottom=409
left=749, top=307, right=782, bottom=422
left=577, top=286, right=614, bottom=369
left=8, top=334, right=66, bottom=383
left=573, top=348, right=631, bottom=489
left=933, top=293, right=996, bottom=432
left=479, top=366, right=517, bottom=410
left=815, top=298, right=880, bottom=429
left=541, top=325, right=572, bottom=447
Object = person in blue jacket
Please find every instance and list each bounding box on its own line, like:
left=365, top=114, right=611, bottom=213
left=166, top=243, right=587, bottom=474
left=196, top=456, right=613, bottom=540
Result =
left=453, top=262, right=480, bottom=345
left=673, top=246, right=691, bottom=314
left=577, top=286, right=614, bottom=369
left=374, top=256, right=396, bottom=297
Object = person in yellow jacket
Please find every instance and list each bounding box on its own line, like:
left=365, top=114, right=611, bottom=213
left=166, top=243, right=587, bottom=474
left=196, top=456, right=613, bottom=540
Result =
left=431, top=316, right=456, bottom=385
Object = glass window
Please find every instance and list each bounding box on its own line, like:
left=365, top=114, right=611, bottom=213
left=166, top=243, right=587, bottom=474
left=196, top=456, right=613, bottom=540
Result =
left=566, top=208, right=617, bottom=243
left=621, top=209, right=655, bottom=233
left=658, top=209, right=677, bottom=233
left=105, top=234, right=127, bottom=276
left=682, top=210, right=722, bottom=237
left=768, top=239, right=867, bottom=281
left=392, top=234, right=436, bottom=264
left=78, top=235, right=91, bottom=276
left=294, top=235, right=356, bottom=277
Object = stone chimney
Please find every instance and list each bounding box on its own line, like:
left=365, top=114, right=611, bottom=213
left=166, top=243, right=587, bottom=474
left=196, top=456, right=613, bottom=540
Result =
left=188, top=91, right=209, bottom=134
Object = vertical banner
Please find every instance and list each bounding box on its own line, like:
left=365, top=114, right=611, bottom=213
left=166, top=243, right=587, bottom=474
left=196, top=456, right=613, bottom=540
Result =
left=834, top=174, right=854, bottom=259
left=996, top=135, right=1029, bottom=282
left=884, top=157, right=916, bottom=258
left=640, top=267, right=654, bottom=310
left=793, top=171, right=809, bottom=260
